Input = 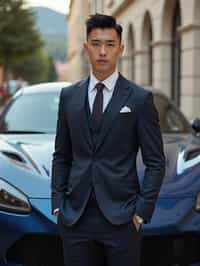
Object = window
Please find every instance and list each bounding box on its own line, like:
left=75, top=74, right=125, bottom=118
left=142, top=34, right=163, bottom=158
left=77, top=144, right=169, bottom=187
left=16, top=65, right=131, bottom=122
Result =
left=171, top=1, right=181, bottom=107
left=127, top=25, right=135, bottom=81
left=142, top=12, right=153, bottom=86
left=0, top=93, right=59, bottom=133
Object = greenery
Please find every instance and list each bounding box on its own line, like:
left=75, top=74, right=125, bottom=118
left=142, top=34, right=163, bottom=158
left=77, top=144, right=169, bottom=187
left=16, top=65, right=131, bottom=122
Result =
left=48, top=56, right=58, bottom=82
left=44, top=34, right=67, bottom=61
left=0, top=0, right=42, bottom=80
left=11, top=48, right=57, bottom=84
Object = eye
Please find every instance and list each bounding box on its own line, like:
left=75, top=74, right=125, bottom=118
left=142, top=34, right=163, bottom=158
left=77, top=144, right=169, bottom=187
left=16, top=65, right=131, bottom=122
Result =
left=91, top=42, right=99, bottom=47
left=108, top=43, right=115, bottom=47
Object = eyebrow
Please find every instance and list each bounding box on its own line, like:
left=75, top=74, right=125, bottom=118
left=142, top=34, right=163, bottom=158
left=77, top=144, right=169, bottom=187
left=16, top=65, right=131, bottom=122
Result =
left=90, top=39, right=117, bottom=43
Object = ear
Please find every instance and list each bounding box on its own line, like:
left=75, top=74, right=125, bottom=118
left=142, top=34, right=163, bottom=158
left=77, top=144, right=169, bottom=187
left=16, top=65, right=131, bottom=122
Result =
left=120, top=44, right=124, bottom=55
left=84, top=42, right=88, bottom=54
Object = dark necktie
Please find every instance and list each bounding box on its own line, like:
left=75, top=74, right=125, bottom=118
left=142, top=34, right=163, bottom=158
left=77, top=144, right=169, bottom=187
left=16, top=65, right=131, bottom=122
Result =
left=91, top=82, right=104, bottom=132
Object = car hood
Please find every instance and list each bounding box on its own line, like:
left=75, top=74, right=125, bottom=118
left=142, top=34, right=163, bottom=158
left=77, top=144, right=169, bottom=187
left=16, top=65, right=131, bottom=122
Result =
left=138, top=132, right=200, bottom=196
left=0, top=134, right=55, bottom=198
left=1, top=132, right=199, bottom=198
left=0, top=134, right=55, bottom=176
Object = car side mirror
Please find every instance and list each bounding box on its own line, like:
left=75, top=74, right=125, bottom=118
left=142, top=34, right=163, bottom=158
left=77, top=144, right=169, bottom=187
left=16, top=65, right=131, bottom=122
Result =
left=191, top=118, right=200, bottom=134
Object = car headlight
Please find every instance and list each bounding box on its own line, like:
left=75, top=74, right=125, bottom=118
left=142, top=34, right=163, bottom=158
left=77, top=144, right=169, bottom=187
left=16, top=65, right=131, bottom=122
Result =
left=194, top=192, right=200, bottom=212
left=0, top=178, right=31, bottom=214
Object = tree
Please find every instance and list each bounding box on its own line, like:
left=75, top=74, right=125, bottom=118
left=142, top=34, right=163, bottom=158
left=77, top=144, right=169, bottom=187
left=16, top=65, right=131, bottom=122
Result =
left=48, top=56, right=58, bottom=82
left=11, top=48, right=51, bottom=84
left=0, top=0, right=42, bottom=80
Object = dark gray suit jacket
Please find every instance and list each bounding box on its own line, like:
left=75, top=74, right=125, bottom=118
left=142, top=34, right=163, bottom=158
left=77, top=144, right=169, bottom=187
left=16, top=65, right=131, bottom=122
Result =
left=51, top=74, right=165, bottom=225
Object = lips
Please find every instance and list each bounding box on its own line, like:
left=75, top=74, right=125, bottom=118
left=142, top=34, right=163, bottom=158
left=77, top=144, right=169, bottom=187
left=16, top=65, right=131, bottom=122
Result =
left=97, top=59, right=108, bottom=63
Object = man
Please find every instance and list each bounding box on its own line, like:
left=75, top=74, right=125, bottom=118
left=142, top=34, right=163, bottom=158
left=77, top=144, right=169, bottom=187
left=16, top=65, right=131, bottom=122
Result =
left=51, top=14, right=165, bottom=266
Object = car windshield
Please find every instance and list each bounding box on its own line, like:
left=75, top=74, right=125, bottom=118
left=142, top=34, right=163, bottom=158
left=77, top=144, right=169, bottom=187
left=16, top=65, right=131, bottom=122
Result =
left=0, top=90, right=191, bottom=135
left=0, top=92, right=59, bottom=134
left=153, top=93, right=191, bottom=133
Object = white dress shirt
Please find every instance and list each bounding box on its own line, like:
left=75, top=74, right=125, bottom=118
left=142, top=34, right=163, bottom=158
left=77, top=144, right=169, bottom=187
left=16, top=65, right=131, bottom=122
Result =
left=88, top=70, right=119, bottom=113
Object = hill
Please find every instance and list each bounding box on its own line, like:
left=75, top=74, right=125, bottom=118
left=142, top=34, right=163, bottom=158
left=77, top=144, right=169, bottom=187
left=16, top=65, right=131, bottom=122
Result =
left=32, top=7, right=67, bottom=61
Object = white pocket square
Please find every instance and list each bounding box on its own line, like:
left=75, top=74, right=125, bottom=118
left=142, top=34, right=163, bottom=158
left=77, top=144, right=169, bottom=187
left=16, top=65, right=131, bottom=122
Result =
left=120, top=106, right=132, bottom=113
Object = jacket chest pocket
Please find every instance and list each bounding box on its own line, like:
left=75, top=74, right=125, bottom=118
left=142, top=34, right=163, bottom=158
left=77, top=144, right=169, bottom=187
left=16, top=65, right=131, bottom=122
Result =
left=107, top=113, right=137, bottom=146
left=117, top=112, right=136, bottom=127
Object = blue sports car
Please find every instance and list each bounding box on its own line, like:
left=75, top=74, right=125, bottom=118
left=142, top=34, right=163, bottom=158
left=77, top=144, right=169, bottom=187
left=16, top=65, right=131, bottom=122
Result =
left=0, top=82, right=200, bottom=266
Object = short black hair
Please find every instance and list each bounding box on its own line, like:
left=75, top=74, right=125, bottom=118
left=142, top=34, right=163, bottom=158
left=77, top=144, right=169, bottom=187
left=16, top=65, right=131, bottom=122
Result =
left=86, top=14, right=123, bottom=42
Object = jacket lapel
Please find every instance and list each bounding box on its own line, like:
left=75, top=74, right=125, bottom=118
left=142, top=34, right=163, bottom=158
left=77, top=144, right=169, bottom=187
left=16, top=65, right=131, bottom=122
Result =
left=75, top=77, right=93, bottom=150
left=95, top=74, right=133, bottom=152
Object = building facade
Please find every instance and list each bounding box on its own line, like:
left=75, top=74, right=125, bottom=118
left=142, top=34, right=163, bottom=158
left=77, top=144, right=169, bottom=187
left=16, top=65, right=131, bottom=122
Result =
left=66, top=0, right=200, bottom=120
left=65, top=0, right=90, bottom=82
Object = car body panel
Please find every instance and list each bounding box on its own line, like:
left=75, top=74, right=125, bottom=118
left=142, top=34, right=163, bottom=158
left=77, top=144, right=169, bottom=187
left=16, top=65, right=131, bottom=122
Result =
left=0, top=199, right=55, bottom=257
left=0, top=82, right=200, bottom=265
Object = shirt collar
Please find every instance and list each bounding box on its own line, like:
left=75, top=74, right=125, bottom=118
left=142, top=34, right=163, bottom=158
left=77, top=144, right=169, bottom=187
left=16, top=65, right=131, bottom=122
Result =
left=89, top=70, right=119, bottom=92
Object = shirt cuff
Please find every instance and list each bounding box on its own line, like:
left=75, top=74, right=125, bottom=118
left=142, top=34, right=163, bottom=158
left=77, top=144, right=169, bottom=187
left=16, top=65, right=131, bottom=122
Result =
left=135, top=214, right=144, bottom=224
left=53, top=208, right=60, bottom=215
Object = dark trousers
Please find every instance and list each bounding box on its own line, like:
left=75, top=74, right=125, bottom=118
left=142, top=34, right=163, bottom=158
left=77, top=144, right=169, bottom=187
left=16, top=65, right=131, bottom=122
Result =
left=57, top=189, right=142, bottom=266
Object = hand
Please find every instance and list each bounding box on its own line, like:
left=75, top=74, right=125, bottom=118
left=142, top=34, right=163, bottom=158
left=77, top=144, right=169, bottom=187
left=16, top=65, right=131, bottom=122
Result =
left=132, top=215, right=141, bottom=232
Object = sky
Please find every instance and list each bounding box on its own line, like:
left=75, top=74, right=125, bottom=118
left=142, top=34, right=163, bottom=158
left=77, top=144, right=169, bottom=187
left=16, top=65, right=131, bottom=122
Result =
left=25, top=0, right=70, bottom=14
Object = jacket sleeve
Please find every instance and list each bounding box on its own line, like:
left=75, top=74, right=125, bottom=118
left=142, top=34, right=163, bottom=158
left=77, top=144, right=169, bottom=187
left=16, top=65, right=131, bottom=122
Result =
left=135, top=92, right=165, bottom=223
left=51, top=88, right=73, bottom=214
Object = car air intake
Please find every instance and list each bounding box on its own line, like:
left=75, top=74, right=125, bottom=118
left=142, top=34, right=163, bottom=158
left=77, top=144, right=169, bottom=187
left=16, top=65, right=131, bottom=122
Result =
left=1, top=151, right=26, bottom=163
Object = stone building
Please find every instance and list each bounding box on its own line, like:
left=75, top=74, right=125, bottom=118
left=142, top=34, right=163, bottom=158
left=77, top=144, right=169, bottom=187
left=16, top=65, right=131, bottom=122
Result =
left=66, top=0, right=200, bottom=120
left=65, top=0, right=90, bottom=82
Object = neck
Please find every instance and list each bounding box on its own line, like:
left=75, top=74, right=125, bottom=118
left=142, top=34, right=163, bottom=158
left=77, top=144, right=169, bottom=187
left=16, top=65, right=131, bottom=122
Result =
left=92, top=70, right=116, bottom=81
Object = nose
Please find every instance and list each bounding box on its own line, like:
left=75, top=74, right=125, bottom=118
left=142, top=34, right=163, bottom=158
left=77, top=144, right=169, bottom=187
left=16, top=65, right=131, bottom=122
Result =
left=99, top=44, right=106, bottom=56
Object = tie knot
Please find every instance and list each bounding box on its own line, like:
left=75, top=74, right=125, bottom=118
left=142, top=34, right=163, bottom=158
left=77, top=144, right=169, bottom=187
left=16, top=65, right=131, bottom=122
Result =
left=95, top=82, right=104, bottom=92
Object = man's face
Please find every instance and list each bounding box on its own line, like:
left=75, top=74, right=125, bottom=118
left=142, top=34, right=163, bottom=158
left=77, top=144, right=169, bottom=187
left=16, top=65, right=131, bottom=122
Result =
left=84, top=28, right=124, bottom=79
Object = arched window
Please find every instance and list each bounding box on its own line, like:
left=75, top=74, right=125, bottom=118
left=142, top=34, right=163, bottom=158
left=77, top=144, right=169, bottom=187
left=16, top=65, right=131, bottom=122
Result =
left=171, top=1, right=181, bottom=107
left=127, top=25, right=135, bottom=81
left=142, top=12, right=153, bottom=86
